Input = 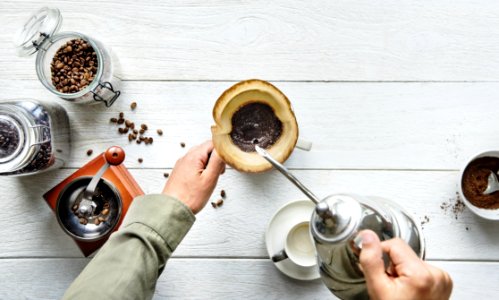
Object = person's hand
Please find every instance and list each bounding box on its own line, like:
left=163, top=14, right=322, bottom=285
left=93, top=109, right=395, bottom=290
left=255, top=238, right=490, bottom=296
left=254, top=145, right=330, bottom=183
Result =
left=162, top=140, right=225, bottom=214
left=358, top=230, right=453, bottom=300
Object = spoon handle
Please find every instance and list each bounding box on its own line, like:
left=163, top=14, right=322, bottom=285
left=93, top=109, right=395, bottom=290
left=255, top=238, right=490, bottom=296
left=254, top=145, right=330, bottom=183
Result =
left=255, top=146, right=321, bottom=204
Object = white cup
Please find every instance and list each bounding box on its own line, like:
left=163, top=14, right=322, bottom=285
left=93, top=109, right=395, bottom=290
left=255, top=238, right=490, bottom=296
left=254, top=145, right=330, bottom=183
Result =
left=271, top=221, right=316, bottom=267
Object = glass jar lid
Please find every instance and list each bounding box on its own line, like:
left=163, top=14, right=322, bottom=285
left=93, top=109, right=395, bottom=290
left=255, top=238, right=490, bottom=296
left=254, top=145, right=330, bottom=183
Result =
left=14, top=7, right=63, bottom=57
left=0, top=104, right=39, bottom=173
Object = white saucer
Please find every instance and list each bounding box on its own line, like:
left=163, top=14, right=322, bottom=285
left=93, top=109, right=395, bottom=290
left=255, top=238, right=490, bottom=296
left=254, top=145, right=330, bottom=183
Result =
left=265, top=200, right=320, bottom=281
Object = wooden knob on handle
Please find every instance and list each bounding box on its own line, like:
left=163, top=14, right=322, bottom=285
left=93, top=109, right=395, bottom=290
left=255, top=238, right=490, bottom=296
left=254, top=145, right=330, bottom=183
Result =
left=104, top=146, right=125, bottom=165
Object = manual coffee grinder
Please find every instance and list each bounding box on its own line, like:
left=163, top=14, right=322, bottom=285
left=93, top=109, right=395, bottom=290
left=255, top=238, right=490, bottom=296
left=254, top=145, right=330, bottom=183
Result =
left=44, top=146, right=143, bottom=256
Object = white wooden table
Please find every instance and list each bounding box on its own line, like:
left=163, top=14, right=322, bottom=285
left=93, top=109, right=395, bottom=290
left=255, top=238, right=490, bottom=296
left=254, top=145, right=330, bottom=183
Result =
left=1, top=1, right=499, bottom=299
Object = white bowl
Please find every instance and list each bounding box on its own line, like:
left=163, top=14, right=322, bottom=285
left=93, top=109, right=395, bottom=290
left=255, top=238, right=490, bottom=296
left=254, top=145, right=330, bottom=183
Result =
left=458, top=150, right=499, bottom=220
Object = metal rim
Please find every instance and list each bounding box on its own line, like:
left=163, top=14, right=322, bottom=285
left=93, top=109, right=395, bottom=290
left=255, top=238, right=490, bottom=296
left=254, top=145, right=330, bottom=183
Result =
left=55, top=176, right=122, bottom=242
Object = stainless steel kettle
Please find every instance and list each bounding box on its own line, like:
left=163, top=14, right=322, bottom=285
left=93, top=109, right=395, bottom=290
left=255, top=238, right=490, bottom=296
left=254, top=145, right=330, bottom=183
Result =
left=255, top=146, right=425, bottom=299
left=311, top=194, right=425, bottom=299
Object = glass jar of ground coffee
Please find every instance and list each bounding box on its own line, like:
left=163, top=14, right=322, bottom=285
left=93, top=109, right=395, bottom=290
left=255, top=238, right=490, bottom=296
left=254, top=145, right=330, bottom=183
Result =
left=14, top=7, right=121, bottom=107
left=0, top=99, right=70, bottom=176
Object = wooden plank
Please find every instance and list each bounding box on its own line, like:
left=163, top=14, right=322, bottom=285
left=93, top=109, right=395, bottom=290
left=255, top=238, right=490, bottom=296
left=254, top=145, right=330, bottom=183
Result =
left=0, top=169, right=497, bottom=260
left=2, top=1, right=499, bottom=81
left=1, top=80, right=498, bottom=170
left=0, top=258, right=495, bottom=299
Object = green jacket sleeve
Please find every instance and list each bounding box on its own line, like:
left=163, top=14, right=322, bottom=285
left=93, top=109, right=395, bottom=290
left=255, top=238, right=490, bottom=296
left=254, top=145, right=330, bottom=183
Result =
left=62, top=194, right=196, bottom=300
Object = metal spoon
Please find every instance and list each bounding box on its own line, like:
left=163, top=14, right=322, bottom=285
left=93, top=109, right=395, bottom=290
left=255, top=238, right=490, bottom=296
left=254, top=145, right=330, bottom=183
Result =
left=483, top=170, right=499, bottom=195
left=255, top=146, right=321, bottom=204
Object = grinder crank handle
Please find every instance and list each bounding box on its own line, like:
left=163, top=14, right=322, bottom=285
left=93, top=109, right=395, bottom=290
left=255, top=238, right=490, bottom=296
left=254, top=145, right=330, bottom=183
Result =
left=83, top=146, right=125, bottom=199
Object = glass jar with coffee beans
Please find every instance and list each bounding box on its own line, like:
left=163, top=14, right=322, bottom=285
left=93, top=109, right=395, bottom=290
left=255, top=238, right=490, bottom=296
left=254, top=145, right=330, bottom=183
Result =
left=0, top=99, right=70, bottom=176
left=14, top=7, right=121, bottom=107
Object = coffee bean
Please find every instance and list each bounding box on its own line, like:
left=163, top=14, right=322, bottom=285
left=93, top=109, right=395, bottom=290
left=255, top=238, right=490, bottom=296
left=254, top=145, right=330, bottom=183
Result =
left=87, top=149, right=93, bottom=156
left=133, top=129, right=138, bottom=135
left=130, top=102, right=137, bottom=110
left=110, top=117, right=118, bottom=123
left=180, top=142, right=186, bottom=148
left=211, top=199, right=224, bottom=208
left=221, top=190, right=226, bottom=198
left=128, top=133, right=134, bottom=141
left=94, top=218, right=101, bottom=225
left=148, top=137, right=153, bottom=144
left=125, top=120, right=132, bottom=128
left=101, top=208, right=109, bottom=216
left=118, top=128, right=125, bottom=134
left=139, top=129, right=145, bottom=135
left=140, top=124, right=148, bottom=130
left=51, top=39, right=97, bottom=93
left=79, top=218, right=88, bottom=225
left=138, top=158, right=143, bottom=163
left=119, top=112, right=124, bottom=119
left=130, top=123, right=135, bottom=130
left=117, top=118, right=125, bottom=124
left=123, top=127, right=129, bottom=134
left=136, top=139, right=142, bottom=144
left=157, top=129, right=163, bottom=136
left=163, top=172, right=169, bottom=178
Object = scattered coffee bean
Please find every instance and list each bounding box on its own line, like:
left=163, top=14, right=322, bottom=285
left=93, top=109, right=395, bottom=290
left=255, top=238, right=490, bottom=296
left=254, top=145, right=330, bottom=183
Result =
left=119, top=112, right=124, bottom=119
left=140, top=124, right=148, bottom=130
left=103, top=202, right=110, bottom=209
left=56, top=149, right=63, bottom=153
left=157, top=129, right=163, bottom=136
left=123, top=127, right=129, bottom=134
left=86, top=149, right=93, bottom=156
left=137, top=139, right=142, bottom=144
left=139, top=129, right=145, bottom=135
left=133, top=129, right=138, bottom=135
left=211, top=198, right=224, bottom=208
left=130, top=102, right=137, bottom=110
left=221, top=190, right=226, bottom=198
left=180, top=142, right=186, bottom=148
left=148, top=137, right=153, bottom=144
left=128, top=133, right=134, bottom=141
left=79, top=218, right=88, bottom=225
left=110, top=117, right=118, bottom=123
left=51, top=38, right=97, bottom=93
left=125, top=120, right=132, bottom=128
left=101, top=208, right=109, bottom=216
left=117, top=118, right=125, bottom=125
left=163, top=172, right=169, bottom=178
left=118, top=128, right=125, bottom=134
left=138, top=158, right=143, bottom=163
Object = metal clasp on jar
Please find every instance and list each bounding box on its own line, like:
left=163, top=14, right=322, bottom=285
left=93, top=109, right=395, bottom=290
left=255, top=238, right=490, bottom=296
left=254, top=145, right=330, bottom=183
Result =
left=91, top=81, right=121, bottom=107
left=29, top=124, right=51, bottom=147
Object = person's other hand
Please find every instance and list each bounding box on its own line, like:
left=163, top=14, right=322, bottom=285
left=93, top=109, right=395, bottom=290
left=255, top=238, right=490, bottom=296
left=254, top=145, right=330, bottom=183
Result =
left=162, top=140, right=225, bottom=214
left=358, top=230, right=453, bottom=300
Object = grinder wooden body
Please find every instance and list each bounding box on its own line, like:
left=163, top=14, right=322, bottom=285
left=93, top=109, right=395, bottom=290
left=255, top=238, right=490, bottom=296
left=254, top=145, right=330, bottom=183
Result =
left=43, top=148, right=143, bottom=257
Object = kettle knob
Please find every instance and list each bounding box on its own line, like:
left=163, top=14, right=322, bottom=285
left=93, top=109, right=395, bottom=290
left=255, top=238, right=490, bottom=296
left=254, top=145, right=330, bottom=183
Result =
left=311, top=195, right=362, bottom=244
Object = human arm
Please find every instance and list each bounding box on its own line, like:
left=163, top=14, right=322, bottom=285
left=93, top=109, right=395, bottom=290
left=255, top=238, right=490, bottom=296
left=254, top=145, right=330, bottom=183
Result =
left=358, top=230, right=453, bottom=300
left=63, top=141, right=225, bottom=300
